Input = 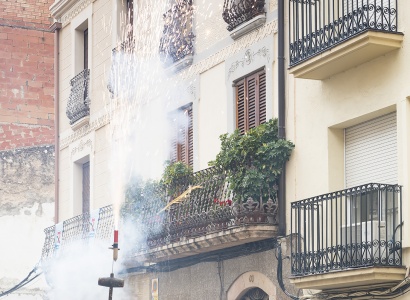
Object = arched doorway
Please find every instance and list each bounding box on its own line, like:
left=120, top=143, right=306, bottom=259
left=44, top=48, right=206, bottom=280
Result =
left=227, top=271, right=276, bottom=300
left=240, top=287, right=269, bottom=300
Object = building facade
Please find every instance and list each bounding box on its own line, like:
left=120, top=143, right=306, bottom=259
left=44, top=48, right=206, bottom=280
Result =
left=0, top=0, right=56, bottom=298
left=45, top=0, right=410, bottom=300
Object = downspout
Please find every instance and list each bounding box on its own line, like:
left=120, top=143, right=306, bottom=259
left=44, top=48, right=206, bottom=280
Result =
left=278, top=0, right=286, bottom=236
left=51, top=22, right=62, bottom=223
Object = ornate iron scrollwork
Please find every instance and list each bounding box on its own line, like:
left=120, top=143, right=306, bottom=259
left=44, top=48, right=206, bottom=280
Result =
left=66, top=69, right=90, bottom=125
left=159, top=0, right=195, bottom=65
left=222, top=0, right=266, bottom=32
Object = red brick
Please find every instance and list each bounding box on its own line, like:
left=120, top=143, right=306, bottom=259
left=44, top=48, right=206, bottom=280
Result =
left=0, top=51, right=11, bottom=59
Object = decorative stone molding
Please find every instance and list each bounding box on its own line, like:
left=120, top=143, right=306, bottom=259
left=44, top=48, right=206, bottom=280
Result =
left=270, top=0, right=278, bottom=12
left=50, top=0, right=93, bottom=25
left=181, top=20, right=277, bottom=80
left=227, top=46, right=270, bottom=79
left=227, top=271, right=276, bottom=300
left=71, top=138, right=93, bottom=158
left=60, top=113, right=109, bottom=150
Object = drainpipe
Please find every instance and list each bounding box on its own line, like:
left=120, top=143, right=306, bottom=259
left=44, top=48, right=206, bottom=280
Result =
left=278, top=0, right=286, bottom=236
left=50, top=22, right=62, bottom=223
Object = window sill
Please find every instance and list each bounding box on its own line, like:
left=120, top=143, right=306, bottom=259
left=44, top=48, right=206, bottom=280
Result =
left=167, top=54, right=194, bottom=73
left=71, top=116, right=90, bottom=131
left=230, top=14, right=266, bottom=40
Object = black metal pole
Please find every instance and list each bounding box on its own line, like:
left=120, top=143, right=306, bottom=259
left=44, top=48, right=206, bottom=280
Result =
left=278, top=0, right=286, bottom=236
left=109, top=287, right=113, bottom=300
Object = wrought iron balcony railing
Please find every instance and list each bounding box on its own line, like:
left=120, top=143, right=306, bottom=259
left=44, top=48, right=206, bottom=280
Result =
left=66, top=69, right=90, bottom=125
left=291, top=183, right=402, bottom=277
left=41, top=167, right=278, bottom=260
left=289, top=0, right=398, bottom=66
left=223, top=0, right=266, bottom=32
left=123, top=167, right=278, bottom=248
left=41, top=206, right=114, bottom=261
left=159, top=0, right=195, bottom=65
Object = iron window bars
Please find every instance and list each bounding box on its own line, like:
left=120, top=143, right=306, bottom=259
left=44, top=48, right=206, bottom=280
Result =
left=66, top=69, right=90, bottom=125
left=290, top=183, right=402, bottom=276
left=289, top=0, right=398, bottom=66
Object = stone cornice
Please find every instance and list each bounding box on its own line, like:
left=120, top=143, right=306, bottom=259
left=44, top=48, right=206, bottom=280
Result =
left=50, top=0, right=93, bottom=25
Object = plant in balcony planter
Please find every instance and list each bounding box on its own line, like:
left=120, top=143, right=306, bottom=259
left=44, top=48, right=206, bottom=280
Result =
left=160, top=161, right=194, bottom=199
left=121, top=177, right=164, bottom=222
left=209, top=118, right=294, bottom=207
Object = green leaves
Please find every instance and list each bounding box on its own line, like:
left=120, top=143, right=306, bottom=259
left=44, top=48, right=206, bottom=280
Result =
left=209, top=118, right=294, bottom=202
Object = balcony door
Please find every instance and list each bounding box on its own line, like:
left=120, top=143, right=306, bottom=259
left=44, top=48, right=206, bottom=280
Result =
left=345, top=112, right=397, bottom=188
left=344, top=112, right=398, bottom=245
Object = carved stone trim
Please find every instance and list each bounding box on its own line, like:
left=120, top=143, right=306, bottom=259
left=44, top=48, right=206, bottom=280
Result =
left=51, top=0, right=93, bottom=25
left=71, top=138, right=93, bottom=158
left=181, top=20, right=277, bottom=80
left=60, top=113, right=109, bottom=150
left=227, top=46, right=270, bottom=79
left=270, top=0, right=278, bottom=12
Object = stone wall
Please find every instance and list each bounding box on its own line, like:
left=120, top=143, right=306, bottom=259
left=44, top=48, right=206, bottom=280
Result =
left=0, top=145, right=55, bottom=298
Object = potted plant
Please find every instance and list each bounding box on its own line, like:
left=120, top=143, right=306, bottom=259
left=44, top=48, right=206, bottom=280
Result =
left=209, top=118, right=294, bottom=211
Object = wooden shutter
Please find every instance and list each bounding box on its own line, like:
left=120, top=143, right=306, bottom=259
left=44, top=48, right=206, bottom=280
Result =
left=247, top=73, right=258, bottom=130
left=236, top=79, right=246, bottom=134
left=235, top=69, right=266, bottom=133
left=170, top=104, right=193, bottom=167
left=187, top=107, right=193, bottom=167
left=258, top=71, right=266, bottom=124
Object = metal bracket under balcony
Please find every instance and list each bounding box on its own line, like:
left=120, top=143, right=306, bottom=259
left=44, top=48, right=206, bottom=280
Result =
left=289, top=0, right=403, bottom=79
left=290, top=183, right=404, bottom=291
left=66, top=69, right=90, bottom=129
left=223, top=0, right=266, bottom=36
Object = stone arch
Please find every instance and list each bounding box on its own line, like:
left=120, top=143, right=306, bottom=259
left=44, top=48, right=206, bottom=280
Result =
left=227, top=271, right=276, bottom=300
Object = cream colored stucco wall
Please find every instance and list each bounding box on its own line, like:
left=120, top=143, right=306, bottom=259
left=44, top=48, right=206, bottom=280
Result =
left=197, top=62, right=228, bottom=169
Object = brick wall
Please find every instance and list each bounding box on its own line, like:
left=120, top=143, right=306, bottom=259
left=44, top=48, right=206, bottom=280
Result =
left=0, top=0, right=55, bottom=151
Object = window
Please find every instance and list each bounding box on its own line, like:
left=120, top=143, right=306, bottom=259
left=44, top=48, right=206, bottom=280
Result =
left=84, top=28, right=88, bottom=69
left=235, top=69, right=266, bottom=134
left=82, top=161, right=90, bottom=214
left=170, top=104, right=193, bottom=167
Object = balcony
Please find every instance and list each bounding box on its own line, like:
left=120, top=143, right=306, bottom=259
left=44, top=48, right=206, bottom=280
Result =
left=289, top=0, right=403, bottom=80
left=223, top=0, right=266, bottom=40
left=66, top=69, right=90, bottom=130
left=41, top=167, right=278, bottom=264
left=159, top=0, right=195, bottom=70
left=107, top=39, right=135, bottom=97
left=290, top=183, right=405, bottom=291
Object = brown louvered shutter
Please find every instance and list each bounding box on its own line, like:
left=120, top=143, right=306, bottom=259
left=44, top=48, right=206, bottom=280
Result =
left=187, top=106, right=193, bottom=167
left=247, top=73, right=258, bottom=130
left=170, top=114, right=178, bottom=163
left=170, top=104, right=193, bottom=168
left=258, top=70, right=266, bottom=124
left=235, top=69, right=266, bottom=133
left=236, top=79, right=246, bottom=134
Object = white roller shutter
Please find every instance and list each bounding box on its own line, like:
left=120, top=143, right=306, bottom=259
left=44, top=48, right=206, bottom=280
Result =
left=345, top=112, right=397, bottom=188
